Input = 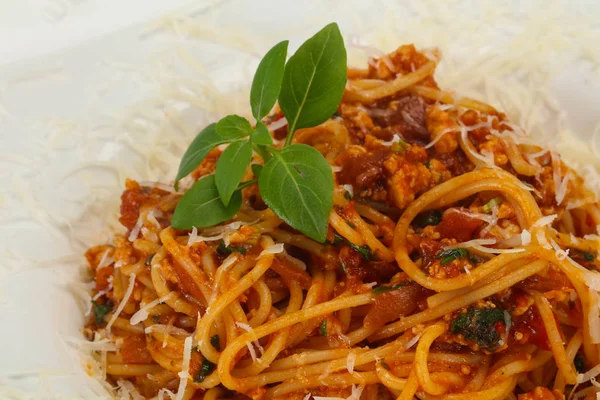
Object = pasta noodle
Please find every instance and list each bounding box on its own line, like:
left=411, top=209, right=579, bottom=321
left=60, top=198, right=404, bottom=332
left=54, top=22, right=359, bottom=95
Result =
left=82, top=44, right=600, bottom=399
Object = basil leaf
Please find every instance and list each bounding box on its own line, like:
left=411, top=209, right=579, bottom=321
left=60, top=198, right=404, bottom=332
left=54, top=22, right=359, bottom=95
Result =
left=216, top=115, right=254, bottom=138
left=174, top=123, right=235, bottom=190
left=250, top=40, right=289, bottom=120
left=215, top=140, right=252, bottom=206
left=279, top=23, right=347, bottom=141
left=251, top=121, right=273, bottom=145
left=172, top=175, right=241, bottom=229
left=259, top=144, right=333, bottom=242
left=251, top=164, right=263, bottom=178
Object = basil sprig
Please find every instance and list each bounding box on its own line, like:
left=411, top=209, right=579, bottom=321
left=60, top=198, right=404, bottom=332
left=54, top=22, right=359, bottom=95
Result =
left=172, top=23, right=346, bottom=242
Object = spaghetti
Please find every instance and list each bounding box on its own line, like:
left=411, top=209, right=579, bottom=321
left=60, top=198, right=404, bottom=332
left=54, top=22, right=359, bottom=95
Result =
left=84, top=44, right=600, bottom=399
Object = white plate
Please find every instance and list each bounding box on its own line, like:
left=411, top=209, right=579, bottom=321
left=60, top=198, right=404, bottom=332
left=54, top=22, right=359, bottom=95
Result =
left=1, top=0, right=599, bottom=398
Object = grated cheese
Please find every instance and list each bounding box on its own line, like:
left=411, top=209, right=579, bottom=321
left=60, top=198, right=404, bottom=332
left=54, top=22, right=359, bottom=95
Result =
left=346, top=352, right=357, bottom=374
left=236, top=321, right=265, bottom=361
left=257, top=243, right=285, bottom=259
left=187, top=226, right=224, bottom=245
left=342, top=184, right=354, bottom=198
left=130, top=292, right=176, bottom=325
left=106, top=273, right=136, bottom=337
left=521, top=229, right=531, bottom=246
left=117, top=379, right=144, bottom=400
left=175, top=335, right=193, bottom=400
left=128, top=217, right=144, bottom=242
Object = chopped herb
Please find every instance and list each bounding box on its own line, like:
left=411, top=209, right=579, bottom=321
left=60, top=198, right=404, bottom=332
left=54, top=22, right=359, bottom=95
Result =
left=346, top=221, right=356, bottom=228
left=450, top=308, right=507, bottom=348
left=340, top=260, right=347, bottom=273
left=210, top=334, right=220, bottom=351
left=91, top=300, right=113, bottom=325
left=584, top=252, right=595, bottom=262
left=424, top=160, right=431, bottom=169
left=151, top=315, right=161, bottom=323
left=482, top=197, right=503, bottom=213
left=194, top=357, right=215, bottom=383
left=372, top=281, right=411, bottom=294
left=217, top=241, right=247, bottom=256
left=437, top=248, right=470, bottom=265
left=381, top=359, right=391, bottom=370
left=319, top=320, right=327, bottom=336
left=413, top=210, right=442, bottom=228
left=331, top=233, right=373, bottom=261
left=344, top=190, right=352, bottom=201
left=390, top=139, right=409, bottom=154
left=574, top=354, right=585, bottom=373
left=144, top=254, right=155, bottom=266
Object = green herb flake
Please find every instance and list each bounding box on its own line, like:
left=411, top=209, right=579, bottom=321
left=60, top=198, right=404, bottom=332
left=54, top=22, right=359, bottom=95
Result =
left=319, top=320, right=327, bottom=337
left=372, top=281, right=411, bottom=294
left=390, top=138, right=409, bottom=153
left=344, top=190, right=352, bottom=201
left=91, top=300, right=113, bottom=325
left=482, top=197, right=503, bottom=214
left=340, top=260, right=347, bottom=273
left=217, top=241, right=247, bottom=256
left=436, top=248, right=470, bottom=265
left=151, top=315, right=161, bottom=323
left=381, top=359, right=391, bottom=370
left=144, top=254, right=155, bottom=266
left=574, top=354, right=585, bottom=373
left=194, top=357, right=215, bottom=383
left=450, top=308, right=507, bottom=348
left=413, top=210, right=442, bottom=228
left=584, top=252, right=595, bottom=262
left=331, top=233, right=372, bottom=261
left=424, top=160, right=431, bottom=169
left=210, top=334, right=220, bottom=351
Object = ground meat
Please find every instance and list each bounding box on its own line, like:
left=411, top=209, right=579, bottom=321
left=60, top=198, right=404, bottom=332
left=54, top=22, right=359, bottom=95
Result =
left=383, top=152, right=432, bottom=209
left=119, top=180, right=148, bottom=230
left=366, top=95, right=430, bottom=145
left=426, top=105, right=459, bottom=154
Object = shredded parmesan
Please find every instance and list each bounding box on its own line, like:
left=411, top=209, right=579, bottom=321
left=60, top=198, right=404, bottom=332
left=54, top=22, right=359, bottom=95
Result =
left=521, top=229, right=531, bottom=246
left=106, top=273, right=136, bottom=336
left=346, top=352, right=357, bottom=374
left=128, top=217, right=143, bottom=242
left=446, top=238, right=525, bottom=254
left=342, top=184, right=354, bottom=198
left=187, top=226, right=224, bottom=245
left=175, top=335, right=193, bottom=400
left=257, top=243, right=285, bottom=259
left=130, top=292, right=176, bottom=325
left=236, top=321, right=265, bottom=361
left=117, top=379, right=144, bottom=400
